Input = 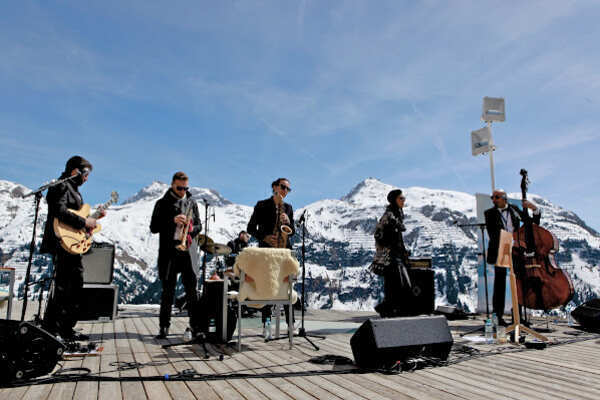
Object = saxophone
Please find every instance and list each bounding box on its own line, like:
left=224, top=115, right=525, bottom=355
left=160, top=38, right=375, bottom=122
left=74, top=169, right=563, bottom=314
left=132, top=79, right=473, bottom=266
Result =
left=273, top=194, right=293, bottom=248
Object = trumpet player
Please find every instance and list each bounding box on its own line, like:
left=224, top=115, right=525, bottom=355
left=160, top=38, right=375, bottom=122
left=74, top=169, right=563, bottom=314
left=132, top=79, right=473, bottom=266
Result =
left=150, top=171, right=202, bottom=339
left=247, top=178, right=296, bottom=328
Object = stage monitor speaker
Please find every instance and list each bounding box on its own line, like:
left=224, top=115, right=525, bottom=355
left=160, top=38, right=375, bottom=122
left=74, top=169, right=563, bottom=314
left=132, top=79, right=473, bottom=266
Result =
left=350, top=315, right=453, bottom=369
left=79, top=284, right=118, bottom=321
left=407, top=268, right=435, bottom=316
left=82, top=242, right=115, bottom=284
left=0, top=320, right=65, bottom=383
left=571, top=298, right=600, bottom=330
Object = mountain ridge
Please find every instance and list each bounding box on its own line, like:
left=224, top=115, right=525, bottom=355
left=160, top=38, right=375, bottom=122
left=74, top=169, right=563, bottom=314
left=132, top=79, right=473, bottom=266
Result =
left=1, top=177, right=598, bottom=313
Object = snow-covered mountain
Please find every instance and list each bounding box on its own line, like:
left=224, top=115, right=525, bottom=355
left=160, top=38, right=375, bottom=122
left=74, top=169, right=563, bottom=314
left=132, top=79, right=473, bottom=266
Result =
left=1, top=178, right=598, bottom=312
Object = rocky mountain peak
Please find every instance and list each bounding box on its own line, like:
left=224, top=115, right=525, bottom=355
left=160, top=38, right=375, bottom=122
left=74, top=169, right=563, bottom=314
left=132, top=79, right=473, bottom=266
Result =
left=123, top=181, right=232, bottom=207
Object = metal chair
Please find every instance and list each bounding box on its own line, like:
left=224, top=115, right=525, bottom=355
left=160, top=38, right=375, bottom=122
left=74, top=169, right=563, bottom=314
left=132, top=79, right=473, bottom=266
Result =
left=236, top=268, right=296, bottom=351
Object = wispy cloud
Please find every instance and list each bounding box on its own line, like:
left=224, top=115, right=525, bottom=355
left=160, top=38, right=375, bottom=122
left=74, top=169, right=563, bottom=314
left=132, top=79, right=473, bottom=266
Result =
left=1, top=1, right=599, bottom=229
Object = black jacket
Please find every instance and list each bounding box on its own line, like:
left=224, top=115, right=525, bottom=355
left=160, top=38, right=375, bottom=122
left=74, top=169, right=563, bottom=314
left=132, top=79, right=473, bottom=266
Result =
left=40, top=178, right=86, bottom=255
left=485, top=205, right=540, bottom=265
left=150, top=189, right=202, bottom=280
left=226, top=238, right=249, bottom=254
left=247, top=197, right=295, bottom=249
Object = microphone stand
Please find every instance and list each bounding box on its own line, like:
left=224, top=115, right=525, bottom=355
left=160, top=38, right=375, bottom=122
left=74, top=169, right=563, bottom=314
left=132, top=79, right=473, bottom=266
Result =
left=457, top=222, right=492, bottom=337
left=269, top=211, right=325, bottom=350
left=199, top=199, right=210, bottom=292
left=20, top=174, right=80, bottom=322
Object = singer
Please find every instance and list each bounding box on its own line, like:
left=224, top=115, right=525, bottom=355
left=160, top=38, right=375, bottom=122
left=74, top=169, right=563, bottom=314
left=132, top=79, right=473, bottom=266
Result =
left=41, top=156, right=104, bottom=341
left=369, top=189, right=412, bottom=318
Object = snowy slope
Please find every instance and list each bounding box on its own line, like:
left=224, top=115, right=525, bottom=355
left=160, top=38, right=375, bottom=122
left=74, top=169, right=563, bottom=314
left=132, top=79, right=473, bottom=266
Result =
left=1, top=178, right=598, bottom=312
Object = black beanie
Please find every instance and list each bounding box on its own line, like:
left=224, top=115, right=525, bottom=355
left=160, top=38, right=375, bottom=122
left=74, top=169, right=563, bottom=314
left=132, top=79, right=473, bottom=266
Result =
left=387, top=189, right=403, bottom=205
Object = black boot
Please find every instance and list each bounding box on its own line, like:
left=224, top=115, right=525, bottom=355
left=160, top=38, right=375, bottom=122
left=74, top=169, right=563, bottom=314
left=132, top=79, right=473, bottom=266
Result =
left=155, top=327, right=169, bottom=339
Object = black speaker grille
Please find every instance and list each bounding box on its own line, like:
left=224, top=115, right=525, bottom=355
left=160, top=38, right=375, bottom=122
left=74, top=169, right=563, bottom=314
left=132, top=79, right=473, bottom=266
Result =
left=82, top=242, right=115, bottom=284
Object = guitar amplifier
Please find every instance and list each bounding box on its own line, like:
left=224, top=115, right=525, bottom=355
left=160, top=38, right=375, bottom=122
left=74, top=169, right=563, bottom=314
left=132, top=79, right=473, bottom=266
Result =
left=407, top=257, right=432, bottom=269
left=82, top=242, right=115, bottom=284
left=79, top=284, right=119, bottom=321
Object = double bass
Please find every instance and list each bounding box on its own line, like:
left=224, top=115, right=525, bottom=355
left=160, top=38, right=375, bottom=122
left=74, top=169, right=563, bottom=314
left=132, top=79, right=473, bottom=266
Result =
left=512, top=169, right=574, bottom=310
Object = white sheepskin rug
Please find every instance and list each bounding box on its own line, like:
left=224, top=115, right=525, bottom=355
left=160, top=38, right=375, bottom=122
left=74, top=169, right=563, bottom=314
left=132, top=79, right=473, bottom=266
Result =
left=234, top=247, right=299, bottom=307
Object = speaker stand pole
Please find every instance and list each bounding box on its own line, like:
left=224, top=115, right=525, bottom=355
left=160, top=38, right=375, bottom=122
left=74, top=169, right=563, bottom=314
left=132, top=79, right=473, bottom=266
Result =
left=459, top=222, right=491, bottom=337
left=269, top=212, right=325, bottom=351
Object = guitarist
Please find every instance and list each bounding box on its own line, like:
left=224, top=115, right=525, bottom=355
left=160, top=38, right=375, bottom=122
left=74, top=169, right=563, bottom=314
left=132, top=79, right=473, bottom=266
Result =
left=40, top=156, right=105, bottom=341
left=150, top=171, right=202, bottom=339
left=485, top=189, right=540, bottom=326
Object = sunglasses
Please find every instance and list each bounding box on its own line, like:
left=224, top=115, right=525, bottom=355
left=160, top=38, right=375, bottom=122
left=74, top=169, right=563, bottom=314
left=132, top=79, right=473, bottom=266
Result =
left=491, top=195, right=504, bottom=200
left=176, top=186, right=189, bottom=191
left=398, top=196, right=406, bottom=200
left=279, top=184, right=292, bottom=192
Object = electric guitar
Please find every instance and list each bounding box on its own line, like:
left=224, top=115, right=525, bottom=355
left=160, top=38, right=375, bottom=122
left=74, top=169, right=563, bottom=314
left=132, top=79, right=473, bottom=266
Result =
left=53, top=191, right=119, bottom=255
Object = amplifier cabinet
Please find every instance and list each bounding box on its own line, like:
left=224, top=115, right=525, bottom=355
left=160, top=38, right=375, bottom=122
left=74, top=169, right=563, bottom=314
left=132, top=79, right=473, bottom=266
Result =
left=79, top=284, right=119, bottom=321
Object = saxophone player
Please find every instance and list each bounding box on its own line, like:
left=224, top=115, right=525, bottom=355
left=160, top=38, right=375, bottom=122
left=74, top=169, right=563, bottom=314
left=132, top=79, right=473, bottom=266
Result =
left=247, top=178, right=296, bottom=327
left=247, top=178, right=295, bottom=249
left=150, top=171, right=202, bottom=339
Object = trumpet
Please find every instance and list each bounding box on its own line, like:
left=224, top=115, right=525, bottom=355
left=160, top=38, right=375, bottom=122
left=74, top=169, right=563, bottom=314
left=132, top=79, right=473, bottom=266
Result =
left=175, top=206, right=194, bottom=251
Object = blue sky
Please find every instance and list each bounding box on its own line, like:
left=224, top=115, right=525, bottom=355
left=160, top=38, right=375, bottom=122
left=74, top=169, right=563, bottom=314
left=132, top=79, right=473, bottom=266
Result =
left=1, top=1, right=599, bottom=230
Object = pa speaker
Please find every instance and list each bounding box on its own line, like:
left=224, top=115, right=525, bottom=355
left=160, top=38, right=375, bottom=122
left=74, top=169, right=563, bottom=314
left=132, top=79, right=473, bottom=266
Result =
left=79, top=284, right=119, bottom=321
left=571, top=299, right=600, bottom=330
left=82, top=242, right=115, bottom=284
left=0, top=320, right=65, bottom=383
left=406, top=268, right=435, bottom=316
left=350, top=316, right=453, bottom=369
left=197, top=280, right=237, bottom=343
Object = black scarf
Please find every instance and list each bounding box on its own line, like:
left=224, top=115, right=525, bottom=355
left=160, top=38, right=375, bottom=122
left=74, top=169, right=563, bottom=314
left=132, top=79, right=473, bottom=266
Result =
left=386, top=204, right=406, bottom=232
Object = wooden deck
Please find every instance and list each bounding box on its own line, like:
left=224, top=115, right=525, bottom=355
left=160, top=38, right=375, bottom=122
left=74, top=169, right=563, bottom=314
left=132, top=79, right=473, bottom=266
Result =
left=2, top=305, right=600, bottom=400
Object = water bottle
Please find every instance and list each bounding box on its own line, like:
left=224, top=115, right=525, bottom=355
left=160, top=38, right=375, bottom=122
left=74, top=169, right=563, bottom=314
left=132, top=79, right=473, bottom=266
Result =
left=484, top=319, right=494, bottom=344
left=183, top=327, right=193, bottom=342
left=209, top=318, right=216, bottom=333
left=568, top=312, right=574, bottom=327
left=265, top=317, right=272, bottom=340
left=491, top=313, right=499, bottom=338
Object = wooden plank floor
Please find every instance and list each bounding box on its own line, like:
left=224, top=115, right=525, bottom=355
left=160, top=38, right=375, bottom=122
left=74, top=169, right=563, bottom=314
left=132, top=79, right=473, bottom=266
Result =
left=2, top=305, right=600, bottom=400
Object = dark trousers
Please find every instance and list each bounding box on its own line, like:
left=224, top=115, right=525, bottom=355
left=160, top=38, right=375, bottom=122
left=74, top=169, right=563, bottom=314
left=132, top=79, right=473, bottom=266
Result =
left=159, top=251, right=199, bottom=330
left=261, top=304, right=294, bottom=325
left=43, top=249, right=84, bottom=337
left=492, top=266, right=507, bottom=315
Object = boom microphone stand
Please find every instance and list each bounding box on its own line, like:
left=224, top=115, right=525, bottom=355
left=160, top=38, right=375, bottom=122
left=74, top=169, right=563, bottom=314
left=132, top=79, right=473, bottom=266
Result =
left=20, top=174, right=81, bottom=322
left=269, top=211, right=325, bottom=350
